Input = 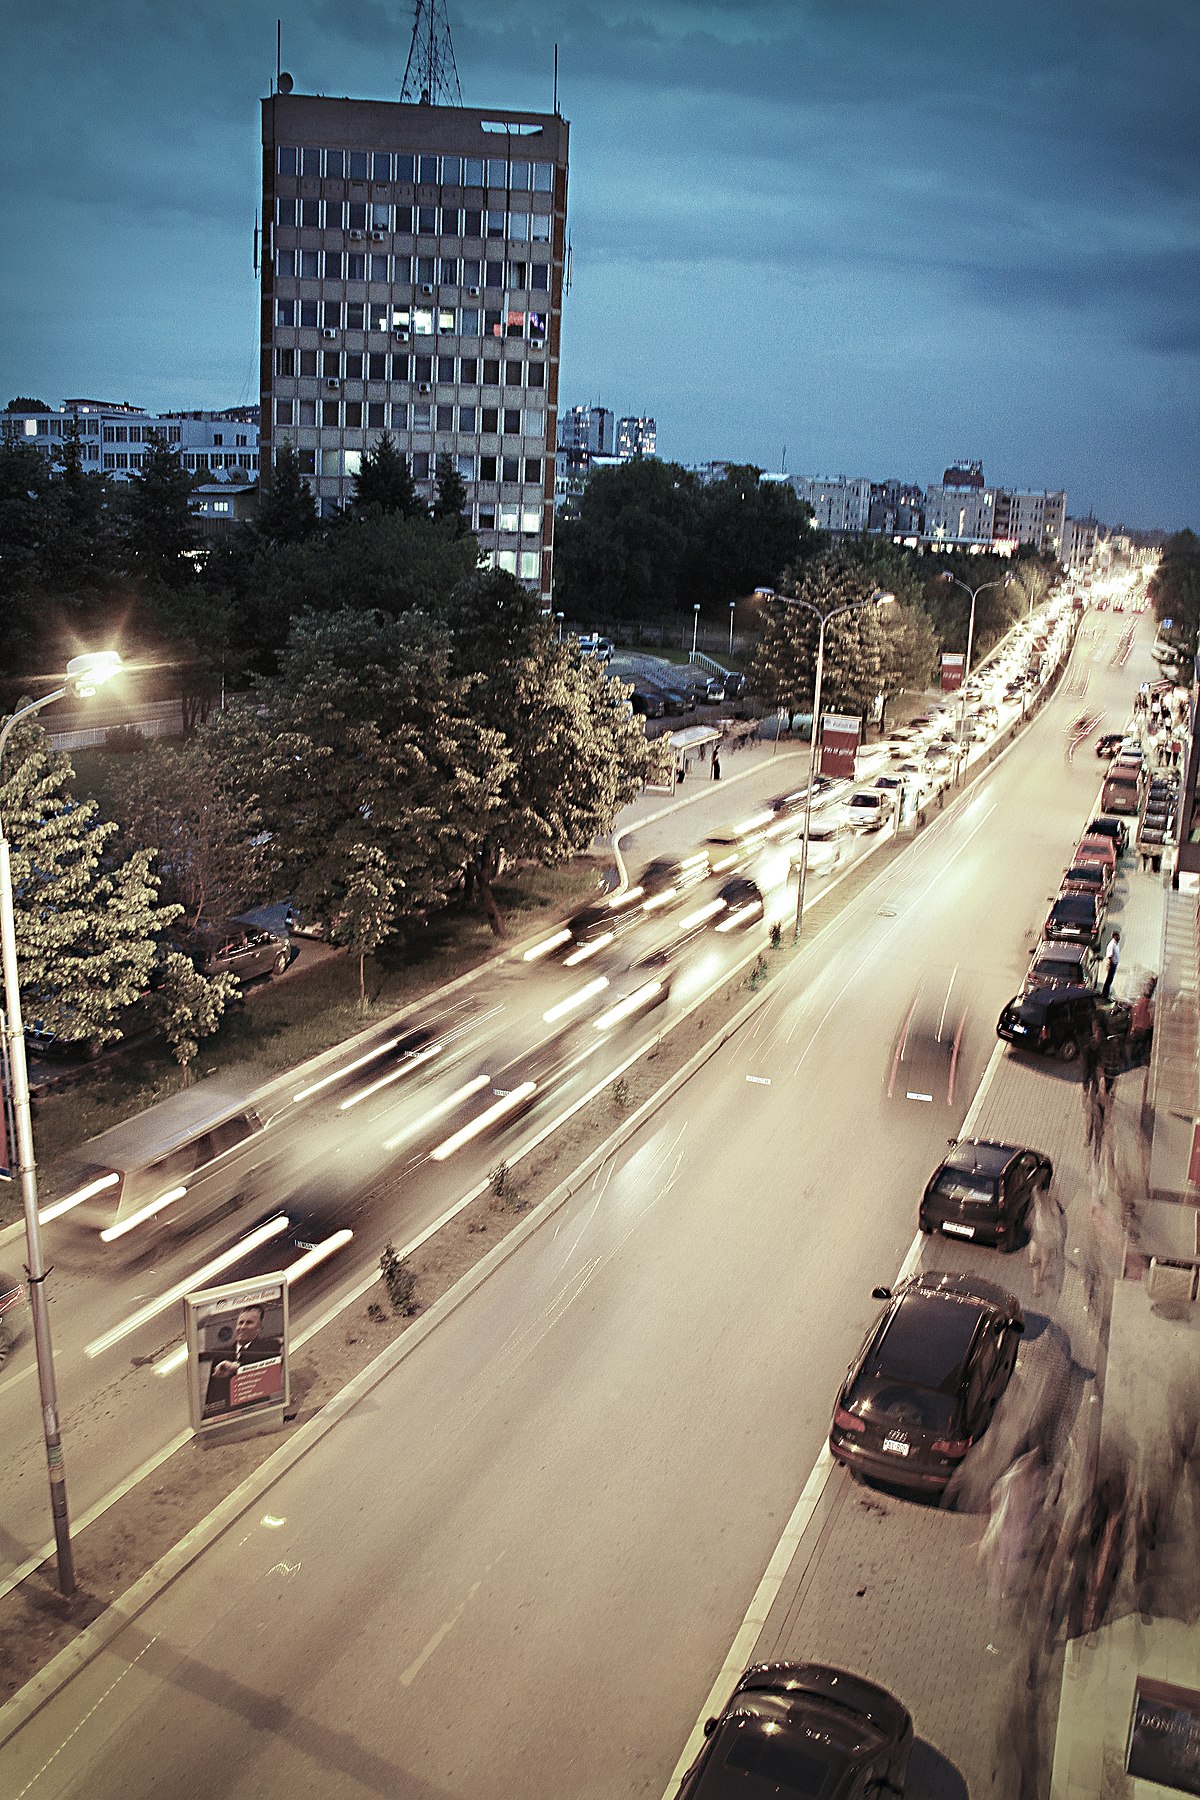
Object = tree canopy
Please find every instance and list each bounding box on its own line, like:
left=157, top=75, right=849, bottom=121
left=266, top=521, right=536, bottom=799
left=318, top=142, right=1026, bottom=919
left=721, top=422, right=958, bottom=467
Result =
left=1149, top=530, right=1200, bottom=660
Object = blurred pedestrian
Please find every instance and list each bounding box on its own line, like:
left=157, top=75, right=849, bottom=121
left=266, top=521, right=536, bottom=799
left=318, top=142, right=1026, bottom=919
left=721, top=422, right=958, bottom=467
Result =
left=1080, top=1016, right=1103, bottom=1095
left=711, top=749, right=721, bottom=781
left=1101, top=927, right=1121, bottom=998
left=979, top=1448, right=1048, bottom=1604
left=1027, top=1182, right=1066, bottom=1299
left=1128, top=983, right=1155, bottom=1064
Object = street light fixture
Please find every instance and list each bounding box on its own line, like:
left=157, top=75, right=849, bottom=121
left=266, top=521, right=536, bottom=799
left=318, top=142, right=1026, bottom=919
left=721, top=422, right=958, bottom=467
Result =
left=691, top=603, right=701, bottom=662
left=555, top=611, right=564, bottom=642
left=729, top=601, right=736, bottom=657
left=940, top=570, right=1011, bottom=773
left=777, top=592, right=894, bottom=940
left=0, top=648, right=124, bottom=1596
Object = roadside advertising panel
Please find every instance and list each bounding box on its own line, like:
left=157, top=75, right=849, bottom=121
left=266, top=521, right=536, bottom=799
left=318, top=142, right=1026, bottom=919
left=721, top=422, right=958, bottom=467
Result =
left=819, top=714, right=860, bottom=781
left=186, top=1275, right=289, bottom=1436
left=0, top=1023, right=10, bottom=1180
left=941, top=652, right=965, bottom=692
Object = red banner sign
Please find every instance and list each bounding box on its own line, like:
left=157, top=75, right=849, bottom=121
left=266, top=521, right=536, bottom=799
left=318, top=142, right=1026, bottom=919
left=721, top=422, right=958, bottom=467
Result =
left=941, top=653, right=965, bottom=692
left=819, top=714, right=860, bottom=780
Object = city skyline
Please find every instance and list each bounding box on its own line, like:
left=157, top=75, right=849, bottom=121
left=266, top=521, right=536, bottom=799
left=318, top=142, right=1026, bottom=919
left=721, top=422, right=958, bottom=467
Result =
left=2, top=0, right=1197, bottom=530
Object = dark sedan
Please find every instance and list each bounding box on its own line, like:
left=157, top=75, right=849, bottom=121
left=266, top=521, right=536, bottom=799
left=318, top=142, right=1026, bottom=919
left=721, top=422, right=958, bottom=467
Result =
left=919, top=1139, right=1052, bottom=1249
left=829, top=1272, right=1024, bottom=1495
left=1060, top=860, right=1112, bottom=903
left=676, top=1660, right=913, bottom=1798
left=1025, top=940, right=1098, bottom=992
left=1095, top=732, right=1125, bottom=758
left=1044, top=891, right=1103, bottom=951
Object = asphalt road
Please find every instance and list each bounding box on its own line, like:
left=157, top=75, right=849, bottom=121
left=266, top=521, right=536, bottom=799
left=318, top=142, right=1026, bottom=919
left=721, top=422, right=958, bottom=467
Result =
left=0, top=606, right=1140, bottom=1797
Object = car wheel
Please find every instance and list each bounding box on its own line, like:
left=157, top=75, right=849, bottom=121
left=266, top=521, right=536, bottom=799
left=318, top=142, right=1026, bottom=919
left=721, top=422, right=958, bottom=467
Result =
left=919, top=1217, right=933, bottom=1235
left=273, top=950, right=290, bottom=977
left=1058, top=1038, right=1079, bottom=1062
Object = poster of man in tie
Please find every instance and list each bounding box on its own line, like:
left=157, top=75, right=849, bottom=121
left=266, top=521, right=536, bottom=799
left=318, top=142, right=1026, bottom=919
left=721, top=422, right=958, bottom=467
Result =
left=186, top=1277, right=289, bottom=1435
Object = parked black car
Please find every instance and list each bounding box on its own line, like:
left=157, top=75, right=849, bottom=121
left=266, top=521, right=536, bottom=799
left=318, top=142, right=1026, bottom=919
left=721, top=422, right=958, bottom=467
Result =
left=675, top=1661, right=913, bottom=1798
left=998, top=985, right=1129, bottom=1062
left=1024, top=939, right=1098, bottom=993
left=1095, top=732, right=1125, bottom=758
left=1060, top=861, right=1112, bottom=903
left=829, top=1272, right=1024, bottom=1495
left=1044, top=891, right=1103, bottom=951
left=919, top=1140, right=1053, bottom=1249
left=181, top=921, right=292, bottom=984
left=630, top=689, right=666, bottom=719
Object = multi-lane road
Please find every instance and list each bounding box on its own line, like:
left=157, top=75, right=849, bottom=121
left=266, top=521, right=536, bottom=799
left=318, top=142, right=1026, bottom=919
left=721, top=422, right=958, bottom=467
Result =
left=0, top=603, right=1142, bottom=1797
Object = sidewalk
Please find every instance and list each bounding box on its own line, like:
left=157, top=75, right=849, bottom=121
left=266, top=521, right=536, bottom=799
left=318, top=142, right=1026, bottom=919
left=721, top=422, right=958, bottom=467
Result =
left=743, top=784, right=1187, bottom=1793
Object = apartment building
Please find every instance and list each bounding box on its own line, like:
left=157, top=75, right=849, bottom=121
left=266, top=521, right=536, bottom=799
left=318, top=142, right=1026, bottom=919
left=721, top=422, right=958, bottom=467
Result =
left=260, top=88, right=569, bottom=595
left=5, top=399, right=259, bottom=480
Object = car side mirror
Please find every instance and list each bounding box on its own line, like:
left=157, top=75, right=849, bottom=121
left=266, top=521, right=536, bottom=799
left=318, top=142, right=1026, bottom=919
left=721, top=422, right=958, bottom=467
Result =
left=871, top=1285, right=892, bottom=1301
left=703, top=1717, right=718, bottom=1738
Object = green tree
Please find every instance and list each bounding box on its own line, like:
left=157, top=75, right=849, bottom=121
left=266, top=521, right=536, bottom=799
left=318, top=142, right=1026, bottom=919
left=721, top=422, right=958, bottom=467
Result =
left=124, top=432, right=196, bottom=590
left=750, top=553, right=897, bottom=731
left=0, top=432, right=55, bottom=677
left=152, top=951, right=239, bottom=1075
left=6, top=398, right=50, bottom=413
left=554, top=458, right=701, bottom=618
left=878, top=605, right=937, bottom=731
left=432, top=453, right=470, bottom=537
left=255, top=439, right=318, bottom=547
left=1148, top=530, right=1200, bottom=660
left=336, top=843, right=400, bottom=1009
left=0, top=715, right=182, bottom=1044
left=44, top=417, right=119, bottom=605
left=351, top=431, right=421, bottom=518
left=686, top=465, right=815, bottom=604
left=217, top=608, right=507, bottom=935
left=110, top=734, right=272, bottom=928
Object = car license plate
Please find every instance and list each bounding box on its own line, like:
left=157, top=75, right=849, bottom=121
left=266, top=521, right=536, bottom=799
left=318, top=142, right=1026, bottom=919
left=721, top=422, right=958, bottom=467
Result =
left=942, top=1221, right=975, bottom=1238
left=882, top=1436, right=910, bottom=1456
left=1010, top=1023, right=1026, bottom=1034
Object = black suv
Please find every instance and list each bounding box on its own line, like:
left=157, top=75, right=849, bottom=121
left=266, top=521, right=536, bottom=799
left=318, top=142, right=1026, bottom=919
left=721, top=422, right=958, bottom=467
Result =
left=997, top=985, right=1129, bottom=1061
left=919, top=1139, right=1053, bottom=1249
left=1086, top=814, right=1129, bottom=856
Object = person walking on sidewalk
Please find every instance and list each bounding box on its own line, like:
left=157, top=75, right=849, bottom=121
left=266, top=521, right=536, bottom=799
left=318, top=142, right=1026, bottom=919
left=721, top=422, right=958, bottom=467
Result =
left=1101, top=927, right=1121, bottom=998
left=711, top=748, right=721, bottom=781
left=1027, top=1181, right=1066, bottom=1299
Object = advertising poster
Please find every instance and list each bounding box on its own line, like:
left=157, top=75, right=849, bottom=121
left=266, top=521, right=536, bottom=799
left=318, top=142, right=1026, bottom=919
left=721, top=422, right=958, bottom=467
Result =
left=941, top=652, right=965, bottom=692
left=1127, top=1677, right=1200, bottom=1794
left=819, top=714, right=860, bottom=781
left=186, top=1276, right=288, bottom=1436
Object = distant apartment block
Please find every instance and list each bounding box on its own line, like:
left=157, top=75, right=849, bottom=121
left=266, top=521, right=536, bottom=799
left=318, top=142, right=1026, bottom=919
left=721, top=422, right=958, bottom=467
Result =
left=558, top=403, right=613, bottom=457
left=4, top=399, right=259, bottom=480
left=260, top=88, right=569, bottom=595
left=993, top=488, right=1067, bottom=557
left=789, top=474, right=873, bottom=534
left=615, top=415, right=656, bottom=459
left=1063, top=515, right=1100, bottom=569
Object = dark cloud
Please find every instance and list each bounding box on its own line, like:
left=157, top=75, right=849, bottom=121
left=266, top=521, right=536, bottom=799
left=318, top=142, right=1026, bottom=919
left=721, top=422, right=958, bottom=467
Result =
left=0, top=0, right=1196, bottom=524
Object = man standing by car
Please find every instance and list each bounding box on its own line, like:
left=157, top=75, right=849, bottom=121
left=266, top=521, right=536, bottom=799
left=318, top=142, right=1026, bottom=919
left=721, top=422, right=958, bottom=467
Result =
left=1101, top=928, right=1121, bottom=998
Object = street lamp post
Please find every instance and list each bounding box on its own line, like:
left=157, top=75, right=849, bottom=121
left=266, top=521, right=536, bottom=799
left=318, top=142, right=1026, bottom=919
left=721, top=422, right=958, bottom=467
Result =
left=691, top=603, right=700, bottom=662
left=555, top=611, right=564, bottom=642
left=0, top=650, right=122, bottom=1596
left=941, top=571, right=1010, bottom=776
left=780, top=592, right=893, bottom=940
left=728, top=601, right=736, bottom=657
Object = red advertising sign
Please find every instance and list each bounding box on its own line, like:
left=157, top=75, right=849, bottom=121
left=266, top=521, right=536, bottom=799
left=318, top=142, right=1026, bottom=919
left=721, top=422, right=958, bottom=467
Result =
left=819, top=713, right=860, bottom=780
left=941, top=652, right=965, bottom=692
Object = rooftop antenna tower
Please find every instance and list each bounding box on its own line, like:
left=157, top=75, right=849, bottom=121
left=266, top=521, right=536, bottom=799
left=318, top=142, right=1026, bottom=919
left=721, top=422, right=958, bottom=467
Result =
left=401, top=0, right=463, bottom=106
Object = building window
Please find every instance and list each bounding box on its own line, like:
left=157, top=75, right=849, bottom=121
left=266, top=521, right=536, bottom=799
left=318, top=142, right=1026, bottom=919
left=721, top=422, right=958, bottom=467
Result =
left=368, top=352, right=388, bottom=380
left=415, top=355, right=433, bottom=383
left=463, top=208, right=483, bottom=239
left=477, top=505, right=495, bottom=530
left=458, top=405, right=476, bottom=432
left=322, top=400, right=340, bottom=427
left=213, top=499, right=231, bottom=515
left=417, top=255, right=436, bottom=285
left=345, top=401, right=363, bottom=428
left=417, top=205, right=437, bottom=234
left=300, top=250, right=322, bottom=279
left=502, top=455, right=520, bottom=483
left=300, top=349, right=318, bottom=377
left=438, top=256, right=458, bottom=284
left=276, top=348, right=295, bottom=377
left=418, top=154, right=439, bottom=183
left=321, top=448, right=340, bottom=475
left=276, top=298, right=297, bottom=327
left=412, top=452, right=430, bottom=478
left=326, top=149, right=345, bottom=179
left=413, top=308, right=433, bottom=335
left=460, top=308, right=481, bottom=336
left=509, top=212, right=529, bottom=241
left=521, top=507, right=541, bottom=533
left=300, top=399, right=317, bottom=426
left=369, top=253, right=389, bottom=281
left=527, top=362, right=545, bottom=389
left=345, top=352, right=364, bottom=379
left=460, top=356, right=479, bottom=384
left=437, top=308, right=455, bottom=333
left=300, top=198, right=322, bottom=227
left=321, top=300, right=341, bottom=328
left=486, top=209, right=505, bottom=238
left=278, top=146, right=298, bottom=174
left=301, top=300, right=319, bottom=327
left=435, top=403, right=454, bottom=432
left=442, top=155, right=461, bottom=185
left=481, top=407, right=499, bottom=433
left=298, top=448, right=316, bottom=474
left=533, top=162, right=554, bottom=192
left=345, top=253, right=365, bottom=281
left=462, top=257, right=482, bottom=286
left=456, top=453, right=475, bottom=480
left=497, top=550, right=518, bottom=575
left=504, top=361, right=523, bottom=387
left=525, top=456, right=543, bottom=484
left=346, top=301, right=365, bottom=329
left=349, top=151, right=369, bottom=181
left=440, top=208, right=461, bottom=236
left=530, top=264, right=550, bottom=291
left=372, top=152, right=391, bottom=182
left=412, top=403, right=432, bottom=431
left=371, top=202, right=390, bottom=230
left=519, top=550, right=540, bottom=580
left=396, top=153, right=415, bottom=183
left=301, top=146, right=321, bottom=177
left=531, top=214, right=551, bottom=243
left=510, top=160, right=531, bottom=191
left=348, top=201, right=367, bottom=230
left=464, top=157, right=485, bottom=187
left=480, top=454, right=498, bottom=480
left=394, top=205, right=413, bottom=235
left=368, top=402, right=386, bottom=428
left=503, top=407, right=522, bottom=435
left=485, top=260, right=504, bottom=288
left=500, top=504, right=520, bottom=533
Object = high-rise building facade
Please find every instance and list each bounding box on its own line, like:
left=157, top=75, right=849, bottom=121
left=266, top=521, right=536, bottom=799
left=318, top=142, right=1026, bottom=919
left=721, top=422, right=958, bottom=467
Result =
left=260, top=90, right=569, bottom=595
left=558, top=403, right=613, bottom=457
left=616, top=415, right=655, bottom=459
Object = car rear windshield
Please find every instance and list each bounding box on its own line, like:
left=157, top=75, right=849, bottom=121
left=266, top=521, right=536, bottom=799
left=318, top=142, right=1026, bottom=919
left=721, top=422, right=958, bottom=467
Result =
left=933, top=1168, right=996, bottom=1203
left=719, top=1721, right=840, bottom=1794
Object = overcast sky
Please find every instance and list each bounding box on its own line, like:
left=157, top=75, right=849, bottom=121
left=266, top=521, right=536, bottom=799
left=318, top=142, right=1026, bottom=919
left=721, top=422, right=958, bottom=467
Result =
left=2, top=1, right=1196, bottom=528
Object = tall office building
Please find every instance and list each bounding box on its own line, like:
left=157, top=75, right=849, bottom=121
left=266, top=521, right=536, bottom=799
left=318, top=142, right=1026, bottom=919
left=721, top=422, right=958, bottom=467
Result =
left=615, top=415, right=655, bottom=459
left=260, top=89, right=569, bottom=596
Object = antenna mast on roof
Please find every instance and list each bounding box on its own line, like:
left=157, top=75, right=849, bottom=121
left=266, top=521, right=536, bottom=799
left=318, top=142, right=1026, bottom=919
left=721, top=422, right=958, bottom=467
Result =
left=401, top=0, right=463, bottom=106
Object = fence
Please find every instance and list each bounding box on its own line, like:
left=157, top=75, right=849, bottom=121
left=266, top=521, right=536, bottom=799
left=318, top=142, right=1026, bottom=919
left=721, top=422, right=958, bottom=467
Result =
left=48, top=698, right=185, bottom=753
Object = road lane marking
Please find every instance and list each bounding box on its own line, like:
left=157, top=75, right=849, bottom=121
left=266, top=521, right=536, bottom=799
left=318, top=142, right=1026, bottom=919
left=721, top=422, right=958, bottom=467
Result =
left=14, top=1636, right=159, bottom=1800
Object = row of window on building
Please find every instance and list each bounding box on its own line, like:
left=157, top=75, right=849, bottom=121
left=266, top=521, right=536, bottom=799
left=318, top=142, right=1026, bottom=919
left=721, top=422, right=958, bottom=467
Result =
left=276, top=392, right=539, bottom=437
left=274, top=346, right=547, bottom=389
left=280, top=199, right=553, bottom=243
left=274, top=297, right=548, bottom=341
left=95, top=450, right=257, bottom=473
left=276, top=146, right=557, bottom=193
left=280, top=433, right=543, bottom=488
left=276, top=249, right=551, bottom=292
